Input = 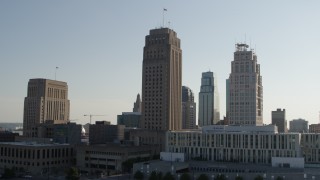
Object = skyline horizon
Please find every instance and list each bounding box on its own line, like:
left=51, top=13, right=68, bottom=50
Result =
left=1, top=1, right=319, bottom=126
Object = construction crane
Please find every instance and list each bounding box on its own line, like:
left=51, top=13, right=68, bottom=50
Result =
left=84, top=114, right=106, bottom=124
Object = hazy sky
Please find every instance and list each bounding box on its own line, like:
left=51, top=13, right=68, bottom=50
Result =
left=1, top=1, right=320, bottom=125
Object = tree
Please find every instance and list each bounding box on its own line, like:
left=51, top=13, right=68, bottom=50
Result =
left=276, top=176, right=284, bottom=180
left=134, top=170, right=144, bottom=180
left=254, top=175, right=263, bottom=180
left=2, top=167, right=15, bottom=179
left=197, top=174, right=209, bottom=180
left=65, top=167, right=80, bottom=180
left=235, top=176, right=244, bottom=180
left=215, top=174, right=227, bottom=180
left=163, top=172, right=175, bottom=180
left=180, top=173, right=192, bottom=180
left=149, top=171, right=157, bottom=180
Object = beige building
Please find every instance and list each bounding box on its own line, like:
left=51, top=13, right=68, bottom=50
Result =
left=23, top=78, right=70, bottom=137
left=0, top=142, right=74, bottom=175
left=141, top=28, right=182, bottom=131
left=228, top=44, right=263, bottom=126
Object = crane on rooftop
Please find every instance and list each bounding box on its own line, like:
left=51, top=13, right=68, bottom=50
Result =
left=84, top=114, right=106, bottom=124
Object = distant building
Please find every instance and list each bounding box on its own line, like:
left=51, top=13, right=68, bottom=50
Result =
left=141, top=28, right=182, bottom=131
left=133, top=94, right=141, bottom=112
left=272, top=108, right=287, bottom=133
left=309, top=124, right=320, bottom=133
left=0, top=131, right=19, bottom=142
left=182, top=86, right=196, bottom=129
left=0, top=142, right=74, bottom=175
left=225, top=78, right=230, bottom=123
left=228, top=44, right=263, bottom=126
left=117, top=112, right=141, bottom=128
left=89, top=123, right=125, bottom=144
left=76, top=143, right=156, bottom=176
left=289, top=119, right=308, bottom=133
left=29, top=122, right=82, bottom=144
left=198, top=71, right=220, bottom=126
left=23, top=78, right=70, bottom=137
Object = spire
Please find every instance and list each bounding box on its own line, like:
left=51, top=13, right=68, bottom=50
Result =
left=133, top=94, right=141, bottom=112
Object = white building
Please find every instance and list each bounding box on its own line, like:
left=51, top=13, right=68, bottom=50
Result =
left=198, top=71, right=220, bottom=126
left=166, top=125, right=302, bottom=164
left=228, top=44, right=263, bottom=126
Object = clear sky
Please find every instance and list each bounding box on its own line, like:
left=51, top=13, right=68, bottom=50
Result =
left=1, top=1, right=320, bottom=126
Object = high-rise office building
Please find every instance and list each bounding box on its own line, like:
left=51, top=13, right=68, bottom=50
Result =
left=272, top=108, right=287, bottom=132
left=198, top=71, right=220, bottom=126
left=140, top=28, right=182, bottom=131
left=133, top=94, right=141, bottom=112
left=23, top=78, right=70, bottom=137
left=182, top=86, right=196, bottom=129
left=228, top=44, right=263, bottom=126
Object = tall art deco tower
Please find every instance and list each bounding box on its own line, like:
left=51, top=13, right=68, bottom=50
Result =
left=23, top=78, right=70, bottom=136
left=228, top=44, right=263, bottom=126
left=141, top=28, right=182, bottom=131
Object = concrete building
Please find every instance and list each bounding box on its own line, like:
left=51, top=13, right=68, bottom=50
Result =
left=290, top=119, right=308, bottom=133
left=141, top=28, right=182, bottom=131
left=198, top=71, right=220, bottom=126
left=228, top=44, right=263, bottom=126
left=309, top=124, right=320, bottom=133
left=133, top=94, right=141, bottom=112
left=89, top=123, right=124, bottom=144
left=0, top=131, right=19, bottom=142
left=272, top=108, right=287, bottom=133
left=166, top=126, right=302, bottom=164
left=23, top=78, right=70, bottom=137
left=182, top=86, right=196, bottom=129
left=117, top=112, right=141, bottom=128
left=28, top=122, right=82, bottom=144
left=0, top=142, right=74, bottom=176
left=226, top=78, right=230, bottom=123
left=127, top=129, right=165, bottom=153
left=76, top=144, right=156, bottom=176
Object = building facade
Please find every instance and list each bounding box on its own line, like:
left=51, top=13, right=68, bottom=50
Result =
left=0, top=142, right=74, bottom=175
left=182, top=86, right=196, bottom=129
left=309, top=124, right=320, bottom=133
left=89, top=123, right=125, bottom=144
left=141, top=28, right=182, bottom=131
left=117, top=112, right=141, bottom=128
left=198, top=71, right=220, bottom=126
left=76, top=144, right=156, bottom=176
left=23, top=78, right=70, bottom=137
left=228, top=44, right=263, bottom=126
left=166, top=128, right=301, bottom=164
left=290, top=119, right=308, bottom=133
left=272, top=108, right=287, bottom=133
left=29, top=122, right=82, bottom=144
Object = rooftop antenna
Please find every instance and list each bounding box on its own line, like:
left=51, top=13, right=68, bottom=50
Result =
left=168, top=21, right=171, bottom=28
left=55, top=67, right=59, bottom=80
left=244, top=33, right=247, bottom=44
left=163, top=8, right=167, bottom=27
left=319, top=111, right=320, bottom=124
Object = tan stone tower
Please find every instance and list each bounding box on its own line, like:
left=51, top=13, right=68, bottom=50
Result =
left=228, top=44, right=263, bottom=126
left=23, top=78, right=70, bottom=136
left=141, top=28, right=182, bottom=130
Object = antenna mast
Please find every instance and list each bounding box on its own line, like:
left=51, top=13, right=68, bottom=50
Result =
left=162, top=8, right=167, bottom=27
left=55, top=67, right=59, bottom=80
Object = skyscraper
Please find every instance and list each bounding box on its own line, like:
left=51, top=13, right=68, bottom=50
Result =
left=272, top=108, right=287, bottom=132
left=133, top=94, right=141, bottom=112
left=198, top=71, right=220, bottom=126
left=141, top=28, right=182, bottom=131
left=182, top=86, right=196, bottom=129
left=23, top=78, right=70, bottom=136
left=228, top=44, right=263, bottom=126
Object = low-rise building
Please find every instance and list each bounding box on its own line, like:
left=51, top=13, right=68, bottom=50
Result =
left=76, top=144, right=156, bottom=176
left=0, top=142, right=74, bottom=176
left=117, top=112, right=141, bottom=128
left=309, top=124, right=320, bottom=133
left=89, top=123, right=125, bottom=144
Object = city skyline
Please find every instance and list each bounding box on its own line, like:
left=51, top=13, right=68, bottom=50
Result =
left=1, top=1, right=320, bottom=125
